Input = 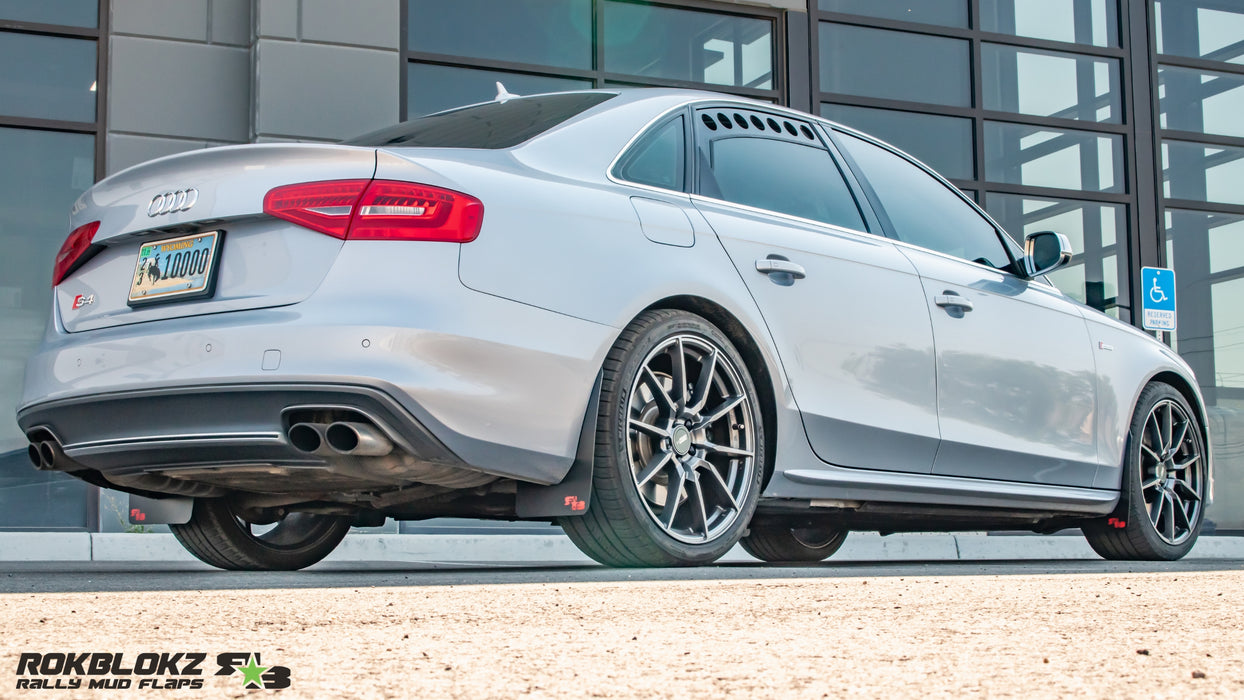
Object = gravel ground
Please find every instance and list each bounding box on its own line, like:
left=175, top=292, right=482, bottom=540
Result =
left=2, top=568, right=1242, bottom=698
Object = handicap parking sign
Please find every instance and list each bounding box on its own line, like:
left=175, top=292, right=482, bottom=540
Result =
left=1141, top=266, right=1176, bottom=332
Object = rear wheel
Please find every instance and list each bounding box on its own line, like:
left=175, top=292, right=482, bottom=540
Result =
left=741, top=520, right=847, bottom=563
left=1083, top=383, right=1206, bottom=561
left=171, top=498, right=350, bottom=571
left=560, top=310, right=764, bottom=567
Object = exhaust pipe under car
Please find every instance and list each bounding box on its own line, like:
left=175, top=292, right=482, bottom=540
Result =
left=287, top=423, right=325, bottom=454
left=28, top=440, right=64, bottom=470
left=324, top=421, right=393, bottom=457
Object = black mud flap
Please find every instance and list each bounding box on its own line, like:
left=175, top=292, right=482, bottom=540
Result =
left=516, top=372, right=601, bottom=518
left=128, top=494, right=193, bottom=525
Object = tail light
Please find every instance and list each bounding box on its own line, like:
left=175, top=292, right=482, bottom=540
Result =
left=52, top=221, right=100, bottom=286
left=263, top=179, right=483, bottom=242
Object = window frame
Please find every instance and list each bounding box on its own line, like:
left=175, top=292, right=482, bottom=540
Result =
left=827, top=123, right=1028, bottom=277
left=399, top=0, right=786, bottom=121
left=608, top=106, right=694, bottom=194
left=0, top=1, right=108, bottom=181
left=686, top=100, right=873, bottom=235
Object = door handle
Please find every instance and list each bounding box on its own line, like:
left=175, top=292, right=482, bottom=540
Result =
left=934, top=293, right=974, bottom=311
left=755, top=258, right=807, bottom=280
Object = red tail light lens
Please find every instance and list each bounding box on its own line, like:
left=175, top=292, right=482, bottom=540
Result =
left=262, top=180, right=370, bottom=239
left=263, top=179, right=483, bottom=242
left=52, top=221, right=100, bottom=286
left=350, top=180, right=484, bottom=242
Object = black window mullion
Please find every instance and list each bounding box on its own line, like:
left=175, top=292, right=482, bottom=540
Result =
left=970, top=0, right=985, bottom=188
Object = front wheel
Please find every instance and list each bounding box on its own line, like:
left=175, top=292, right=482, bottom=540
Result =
left=561, top=310, right=765, bottom=567
left=1083, top=382, right=1207, bottom=561
left=741, top=519, right=848, bottom=563
left=171, top=498, right=351, bottom=571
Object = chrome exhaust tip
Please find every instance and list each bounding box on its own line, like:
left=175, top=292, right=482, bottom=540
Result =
left=325, top=421, right=393, bottom=457
left=288, top=423, right=324, bottom=454
left=28, top=443, right=43, bottom=469
left=37, top=441, right=60, bottom=470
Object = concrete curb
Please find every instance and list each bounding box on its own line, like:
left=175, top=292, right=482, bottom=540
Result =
left=2, top=532, right=1242, bottom=564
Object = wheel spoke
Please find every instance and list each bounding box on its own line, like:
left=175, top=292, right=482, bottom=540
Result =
left=629, top=418, right=669, bottom=439
left=1171, top=420, right=1190, bottom=454
left=1172, top=493, right=1193, bottom=533
left=663, top=472, right=685, bottom=530
left=1140, top=476, right=1163, bottom=492
left=1140, top=443, right=1162, bottom=463
left=691, top=478, right=710, bottom=541
left=700, top=395, right=746, bottom=427
left=1148, top=489, right=1167, bottom=524
left=641, top=367, right=677, bottom=415
left=693, top=457, right=739, bottom=510
left=699, top=441, right=753, bottom=458
left=688, top=349, right=718, bottom=414
left=1162, top=403, right=1174, bottom=453
left=1172, top=477, right=1201, bottom=503
left=669, top=338, right=689, bottom=408
left=636, top=451, right=674, bottom=488
left=1164, top=493, right=1177, bottom=542
left=1174, top=454, right=1200, bottom=471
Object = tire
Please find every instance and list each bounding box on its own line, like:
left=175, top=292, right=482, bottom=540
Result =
left=1083, top=382, right=1207, bottom=561
left=171, top=498, right=351, bottom=571
left=560, top=309, right=765, bottom=567
left=741, top=520, right=847, bottom=563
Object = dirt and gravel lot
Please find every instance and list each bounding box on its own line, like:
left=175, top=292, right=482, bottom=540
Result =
left=2, top=561, right=1242, bottom=698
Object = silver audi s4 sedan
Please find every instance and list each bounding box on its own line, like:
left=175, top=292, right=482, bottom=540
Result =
left=18, top=89, right=1212, bottom=570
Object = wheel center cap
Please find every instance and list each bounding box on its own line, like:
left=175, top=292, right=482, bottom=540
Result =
left=671, top=426, right=692, bottom=456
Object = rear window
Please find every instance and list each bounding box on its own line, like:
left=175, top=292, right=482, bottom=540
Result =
left=346, top=93, right=616, bottom=149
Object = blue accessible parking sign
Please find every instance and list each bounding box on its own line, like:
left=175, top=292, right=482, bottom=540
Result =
left=1141, top=266, right=1176, bottom=332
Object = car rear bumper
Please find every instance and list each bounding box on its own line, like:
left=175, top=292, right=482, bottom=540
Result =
left=18, top=241, right=619, bottom=488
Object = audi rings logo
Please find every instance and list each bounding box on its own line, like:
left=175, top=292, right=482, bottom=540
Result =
left=147, top=188, right=199, bottom=217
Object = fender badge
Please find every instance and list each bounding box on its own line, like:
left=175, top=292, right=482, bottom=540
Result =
left=71, top=293, right=95, bottom=310
left=1098, top=341, right=1114, bottom=351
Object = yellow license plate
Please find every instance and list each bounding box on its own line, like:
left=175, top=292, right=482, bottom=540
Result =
left=128, top=231, right=222, bottom=306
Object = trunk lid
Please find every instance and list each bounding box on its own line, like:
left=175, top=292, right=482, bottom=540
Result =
left=57, top=143, right=377, bottom=332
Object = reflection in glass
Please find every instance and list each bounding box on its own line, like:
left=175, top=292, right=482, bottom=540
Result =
left=0, top=127, right=94, bottom=455
left=988, top=194, right=1125, bottom=309
left=0, top=0, right=97, bottom=27
left=985, top=121, right=1123, bottom=193
left=1159, top=66, right=1244, bottom=140
left=980, top=0, right=1117, bottom=47
left=1155, top=0, right=1244, bottom=65
left=983, top=44, right=1120, bottom=123
left=819, top=24, right=969, bottom=107
left=0, top=31, right=97, bottom=122
left=407, top=0, right=591, bottom=70
left=822, top=103, right=974, bottom=180
left=407, top=63, right=592, bottom=117
left=604, top=2, right=773, bottom=89
left=1162, top=140, right=1244, bottom=206
left=818, top=0, right=967, bottom=28
left=1165, top=209, right=1244, bottom=279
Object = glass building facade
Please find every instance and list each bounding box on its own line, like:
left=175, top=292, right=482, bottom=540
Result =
left=0, top=0, right=1241, bottom=531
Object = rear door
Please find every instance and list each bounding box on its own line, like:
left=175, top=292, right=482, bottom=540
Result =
left=832, top=129, right=1100, bottom=487
left=691, top=105, right=940, bottom=473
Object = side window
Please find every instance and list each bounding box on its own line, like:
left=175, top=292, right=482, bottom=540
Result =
left=614, top=115, right=685, bottom=191
left=837, top=131, right=1012, bottom=269
left=702, top=135, right=867, bottom=231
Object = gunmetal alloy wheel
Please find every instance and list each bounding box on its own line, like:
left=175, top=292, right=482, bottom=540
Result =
left=1137, top=398, right=1204, bottom=545
left=171, top=498, right=351, bottom=571
left=627, top=334, right=756, bottom=544
left=560, top=310, right=765, bottom=567
left=1084, top=382, right=1206, bottom=561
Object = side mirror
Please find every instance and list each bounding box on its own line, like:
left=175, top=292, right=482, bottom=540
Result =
left=1023, top=230, right=1073, bottom=278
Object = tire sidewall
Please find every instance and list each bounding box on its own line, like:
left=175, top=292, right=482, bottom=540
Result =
left=603, top=312, right=765, bottom=564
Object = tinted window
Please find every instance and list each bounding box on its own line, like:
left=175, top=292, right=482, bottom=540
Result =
left=407, top=63, right=592, bottom=117
left=838, top=132, right=1011, bottom=268
left=821, top=104, right=974, bottom=180
left=408, top=0, right=591, bottom=70
left=704, top=135, right=866, bottom=231
left=0, top=32, right=97, bottom=122
left=615, top=116, right=685, bottom=191
left=819, top=23, right=970, bottom=108
left=347, top=93, right=615, bottom=149
left=819, top=0, right=967, bottom=28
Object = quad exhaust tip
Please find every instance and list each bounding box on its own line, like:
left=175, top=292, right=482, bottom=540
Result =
left=27, top=440, right=63, bottom=470
left=286, top=421, right=393, bottom=457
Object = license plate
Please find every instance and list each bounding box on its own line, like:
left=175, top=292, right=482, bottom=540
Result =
left=128, top=231, right=222, bottom=306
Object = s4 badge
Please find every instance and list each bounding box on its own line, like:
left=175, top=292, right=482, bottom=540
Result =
left=71, top=293, right=95, bottom=310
